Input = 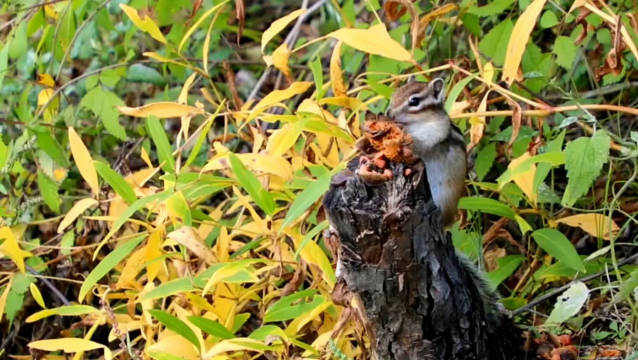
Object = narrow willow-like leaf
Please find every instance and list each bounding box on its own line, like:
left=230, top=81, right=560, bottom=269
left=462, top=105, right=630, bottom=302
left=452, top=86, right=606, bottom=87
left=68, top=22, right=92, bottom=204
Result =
left=187, top=316, right=234, bottom=339
left=148, top=309, right=200, bottom=350
left=94, top=161, right=136, bottom=204
left=79, top=235, right=144, bottom=302
left=146, top=115, right=175, bottom=173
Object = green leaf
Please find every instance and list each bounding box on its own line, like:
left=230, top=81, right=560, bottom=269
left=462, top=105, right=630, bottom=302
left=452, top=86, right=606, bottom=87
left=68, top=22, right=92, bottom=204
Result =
left=562, top=131, right=610, bottom=206
left=553, top=36, right=578, bottom=70
left=166, top=191, right=192, bottom=226
left=444, top=76, right=473, bottom=113
left=497, top=152, right=565, bottom=187
left=458, top=197, right=516, bottom=219
left=8, top=22, right=27, bottom=59
left=0, top=43, right=9, bottom=89
left=26, top=305, right=98, bottom=322
left=478, top=19, right=514, bottom=66
left=618, top=269, right=638, bottom=302
left=187, top=316, right=234, bottom=339
left=146, top=115, right=175, bottom=173
left=94, top=161, right=137, bottom=204
left=264, top=289, right=327, bottom=323
left=37, top=172, right=60, bottom=213
left=295, top=220, right=330, bottom=258
left=532, top=228, right=585, bottom=272
left=540, top=11, right=559, bottom=28
left=475, top=143, right=496, bottom=180
left=148, top=351, right=184, bottom=360
left=78, top=235, right=144, bottom=302
left=100, top=190, right=174, bottom=246
left=228, top=153, right=275, bottom=216
left=309, top=57, right=325, bottom=100
left=80, top=86, right=127, bottom=140
left=126, top=64, right=166, bottom=86
left=33, top=127, right=68, bottom=167
left=545, top=282, right=589, bottom=325
left=468, top=0, right=515, bottom=17
left=58, top=4, right=76, bottom=52
left=148, top=309, right=200, bottom=350
left=281, top=172, right=331, bottom=230
left=485, top=255, right=524, bottom=290
left=141, top=277, right=195, bottom=300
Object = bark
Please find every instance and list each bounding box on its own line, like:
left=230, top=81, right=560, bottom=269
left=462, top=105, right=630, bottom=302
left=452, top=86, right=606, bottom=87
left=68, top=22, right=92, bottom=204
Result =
left=323, top=160, right=523, bottom=360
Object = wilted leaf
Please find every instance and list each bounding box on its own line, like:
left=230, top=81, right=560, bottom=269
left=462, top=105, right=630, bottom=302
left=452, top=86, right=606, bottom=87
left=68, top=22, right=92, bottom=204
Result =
left=330, top=41, right=347, bottom=97
left=29, top=338, right=112, bottom=360
left=26, top=305, right=99, bottom=322
left=118, top=102, right=204, bottom=118
left=556, top=214, right=619, bottom=240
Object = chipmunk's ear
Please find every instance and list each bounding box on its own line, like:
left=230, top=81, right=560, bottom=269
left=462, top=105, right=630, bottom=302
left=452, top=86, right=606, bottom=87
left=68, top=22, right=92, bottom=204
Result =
left=407, top=74, right=417, bottom=83
left=428, top=78, right=445, bottom=103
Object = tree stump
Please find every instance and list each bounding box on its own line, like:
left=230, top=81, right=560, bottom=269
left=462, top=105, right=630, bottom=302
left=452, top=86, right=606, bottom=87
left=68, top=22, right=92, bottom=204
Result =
left=323, top=160, right=523, bottom=360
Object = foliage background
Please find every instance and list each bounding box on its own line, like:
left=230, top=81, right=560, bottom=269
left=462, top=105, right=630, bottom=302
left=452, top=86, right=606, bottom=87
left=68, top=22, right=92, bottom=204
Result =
left=1, top=0, right=638, bottom=358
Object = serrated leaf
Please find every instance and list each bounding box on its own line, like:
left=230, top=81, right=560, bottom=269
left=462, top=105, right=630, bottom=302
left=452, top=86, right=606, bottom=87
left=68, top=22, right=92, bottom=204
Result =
left=94, top=161, right=137, bottom=204
left=562, top=131, right=610, bottom=206
left=79, top=235, right=144, bottom=302
left=79, top=87, right=126, bottom=140
left=553, top=36, right=578, bottom=70
left=148, top=309, right=200, bottom=350
left=532, top=228, right=585, bottom=272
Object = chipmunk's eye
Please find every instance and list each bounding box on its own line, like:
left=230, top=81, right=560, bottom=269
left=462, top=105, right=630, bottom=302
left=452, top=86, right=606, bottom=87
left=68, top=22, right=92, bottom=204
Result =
left=408, top=96, right=421, bottom=107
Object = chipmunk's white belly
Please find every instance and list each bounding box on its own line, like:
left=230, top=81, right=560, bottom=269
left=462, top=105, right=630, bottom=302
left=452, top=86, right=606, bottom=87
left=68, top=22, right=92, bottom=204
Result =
left=422, top=145, right=466, bottom=226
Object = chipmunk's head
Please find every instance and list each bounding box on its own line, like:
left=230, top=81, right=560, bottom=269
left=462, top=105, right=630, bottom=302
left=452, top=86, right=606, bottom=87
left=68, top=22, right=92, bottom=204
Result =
left=387, top=77, right=446, bottom=125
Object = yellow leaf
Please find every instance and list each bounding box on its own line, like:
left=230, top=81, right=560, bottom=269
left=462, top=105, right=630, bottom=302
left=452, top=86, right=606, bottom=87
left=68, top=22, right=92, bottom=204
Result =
left=30, top=283, right=46, bottom=309
left=140, top=147, right=154, bottom=168
left=147, top=335, right=199, bottom=360
left=286, top=297, right=331, bottom=335
left=117, top=102, right=204, bottom=118
left=330, top=41, right=347, bottom=97
left=261, top=9, right=306, bottom=52
left=178, top=73, right=198, bottom=104
left=265, top=43, right=292, bottom=78
left=119, top=4, right=166, bottom=44
left=28, top=338, right=112, bottom=360
left=483, top=62, right=495, bottom=85
left=53, top=167, right=68, bottom=181
left=556, top=214, right=620, bottom=240
left=508, top=152, right=537, bottom=204
left=0, top=276, right=13, bottom=322
left=116, top=245, right=147, bottom=289
left=57, top=198, right=99, bottom=233
left=502, top=0, right=547, bottom=84
left=167, top=226, right=216, bottom=265
left=68, top=127, right=100, bottom=197
left=328, top=23, right=415, bottom=63
left=266, top=124, right=302, bottom=157
left=37, top=88, right=54, bottom=106
left=37, top=73, right=55, bottom=87
left=146, top=227, right=163, bottom=282
left=285, top=228, right=336, bottom=288
left=319, top=96, right=364, bottom=110
left=205, top=338, right=270, bottom=357
left=0, top=226, right=32, bottom=272
left=468, top=91, right=489, bottom=150
left=178, top=1, right=229, bottom=54
left=249, top=81, right=313, bottom=120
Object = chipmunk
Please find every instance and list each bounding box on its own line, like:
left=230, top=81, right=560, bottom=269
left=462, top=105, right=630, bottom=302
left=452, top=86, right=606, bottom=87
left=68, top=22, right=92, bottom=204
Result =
left=387, top=77, right=467, bottom=227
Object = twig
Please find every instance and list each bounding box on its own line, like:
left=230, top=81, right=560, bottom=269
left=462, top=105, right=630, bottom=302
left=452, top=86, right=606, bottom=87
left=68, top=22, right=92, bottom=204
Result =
left=512, top=252, right=638, bottom=317
left=547, top=81, right=638, bottom=100
left=55, top=0, right=112, bottom=81
left=27, top=265, right=70, bottom=306
left=247, top=0, right=327, bottom=102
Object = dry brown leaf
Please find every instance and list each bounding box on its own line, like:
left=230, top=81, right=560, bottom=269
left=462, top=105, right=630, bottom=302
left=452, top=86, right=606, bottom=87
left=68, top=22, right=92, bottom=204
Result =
left=167, top=226, right=216, bottom=265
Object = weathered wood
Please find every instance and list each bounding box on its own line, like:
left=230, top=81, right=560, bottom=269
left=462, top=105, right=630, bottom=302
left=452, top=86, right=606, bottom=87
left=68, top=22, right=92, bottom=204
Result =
left=323, top=160, right=523, bottom=360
